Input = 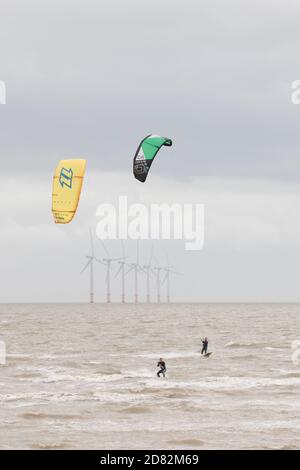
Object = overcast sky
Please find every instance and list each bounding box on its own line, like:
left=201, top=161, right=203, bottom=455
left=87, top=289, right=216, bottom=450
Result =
left=1, top=0, right=300, bottom=302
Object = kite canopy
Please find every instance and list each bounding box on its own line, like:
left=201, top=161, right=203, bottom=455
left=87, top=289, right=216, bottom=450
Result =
left=133, top=134, right=172, bottom=182
left=52, top=159, right=86, bottom=224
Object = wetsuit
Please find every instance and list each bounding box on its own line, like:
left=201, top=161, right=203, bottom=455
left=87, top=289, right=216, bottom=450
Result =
left=157, top=360, right=166, bottom=377
left=201, top=340, right=208, bottom=355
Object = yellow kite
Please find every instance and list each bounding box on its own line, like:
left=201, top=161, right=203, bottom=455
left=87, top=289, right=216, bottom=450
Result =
left=52, top=159, right=86, bottom=224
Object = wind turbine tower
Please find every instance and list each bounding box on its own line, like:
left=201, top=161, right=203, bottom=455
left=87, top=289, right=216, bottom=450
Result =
left=114, top=242, right=127, bottom=303
left=97, top=240, right=122, bottom=303
left=126, top=241, right=142, bottom=303
left=154, top=266, right=162, bottom=303
left=162, top=266, right=182, bottom=303
left=143, top=245, right=154, bottom=303
left=81, top=229, right=96, bottom=303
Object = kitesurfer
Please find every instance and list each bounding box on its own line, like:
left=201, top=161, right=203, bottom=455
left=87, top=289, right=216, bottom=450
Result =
left=201, top=337, right=208, bottom=355
left=157, top=358, right=166, bottom=378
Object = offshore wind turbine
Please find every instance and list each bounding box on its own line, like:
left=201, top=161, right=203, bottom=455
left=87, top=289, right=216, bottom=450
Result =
left=143, top=244, right=155, bottom=303
left=161, top=266, right=182, bottom=303
left=80, top=229, right=96, bottom=304
left=153, top=266, right=163, bottom=303
left=161, top=252, right=182, bottom=303
left=153, top=249, right=164, bottom=303
left=114, top=241, right=127, bottom=303
left=97, top=240, right=122, bottom=303
left=126, top=241, right=143, bottom=303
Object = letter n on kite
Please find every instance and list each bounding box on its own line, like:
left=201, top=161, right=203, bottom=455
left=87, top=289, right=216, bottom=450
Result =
left=59, top=168, right=73, bottom=189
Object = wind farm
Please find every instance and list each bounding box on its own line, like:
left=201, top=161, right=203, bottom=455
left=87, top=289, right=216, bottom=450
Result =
left=80, top=232, right=182, bottom=304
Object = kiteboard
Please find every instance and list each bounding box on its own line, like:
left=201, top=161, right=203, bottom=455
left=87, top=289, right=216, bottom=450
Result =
left=203, top=352, right=213, bottom=358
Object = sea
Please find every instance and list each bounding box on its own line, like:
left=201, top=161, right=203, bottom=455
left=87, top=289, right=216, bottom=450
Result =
left=0, top=303, right=300, bottom=450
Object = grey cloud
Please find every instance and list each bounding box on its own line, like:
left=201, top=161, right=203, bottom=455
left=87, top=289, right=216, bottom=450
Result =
left=1, top=0, right=300, bottom=180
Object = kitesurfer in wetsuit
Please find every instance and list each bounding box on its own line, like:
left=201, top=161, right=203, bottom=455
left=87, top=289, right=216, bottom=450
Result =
left=201, top=337, right=208, bottom=355
left=157, top=358, right=166, bottom=378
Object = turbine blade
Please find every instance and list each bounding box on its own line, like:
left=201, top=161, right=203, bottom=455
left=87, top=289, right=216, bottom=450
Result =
left=80, top=258, right=92, bottom=275
left=114, top=264, right=123, bottom=279
left=126, top=266, right=135, bottom=275
left=161, top=271, right=168, bottom=286
left=149, top=269, right=156, bottom=280
left=99, top=238, right=110, bottom=258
